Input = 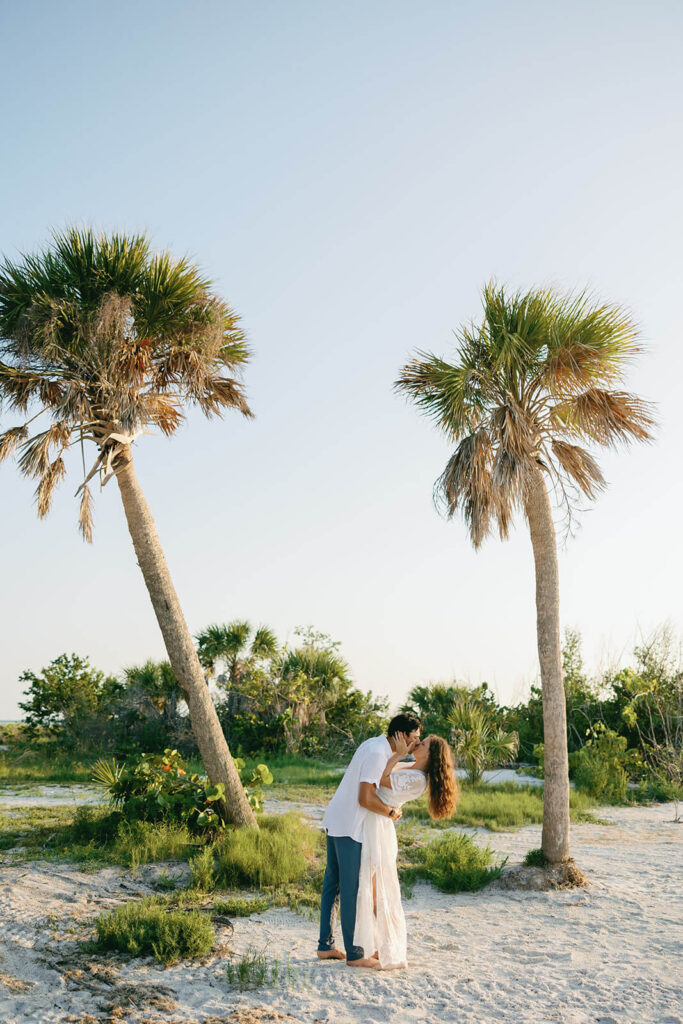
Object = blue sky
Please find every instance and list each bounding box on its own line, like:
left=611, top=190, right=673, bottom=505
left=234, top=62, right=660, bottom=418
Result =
left=1, top=0, right=682, bottom=718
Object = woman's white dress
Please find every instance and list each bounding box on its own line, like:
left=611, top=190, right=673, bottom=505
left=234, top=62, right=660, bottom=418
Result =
left=353, top=768, right=427, bottom=969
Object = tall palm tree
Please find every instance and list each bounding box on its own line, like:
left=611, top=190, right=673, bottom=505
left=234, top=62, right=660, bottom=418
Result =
left=0, top=227, right=257, bottom=826
left=396, top=283, right=655, bottom=863
left=196, top=620, right=279, bottom=687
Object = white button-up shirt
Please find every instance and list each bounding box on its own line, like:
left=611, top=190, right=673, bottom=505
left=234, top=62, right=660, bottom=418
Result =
left=321, top=735, right=392, bottom=843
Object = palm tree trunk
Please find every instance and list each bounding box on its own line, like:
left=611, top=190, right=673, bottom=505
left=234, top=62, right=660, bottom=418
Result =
left=524, top=464, right=570, bottom=863
left=114, top=448, right=257, bottom=827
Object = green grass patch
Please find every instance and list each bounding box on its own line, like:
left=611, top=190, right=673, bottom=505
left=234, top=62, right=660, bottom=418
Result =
left=0, top=804, right=198, bottom=868
left=403, top=832, right=506, bottom=892
left=401, top=782, right=599, bottom=831
left=91, top=897, right=215, bottom=964
left=214, top=813, right=323, bottom=889
left=213, top=895, right=270, bottom=917
left=0, top=745, right=99, bottom=785
left=226, top=946, right=300, bottom=990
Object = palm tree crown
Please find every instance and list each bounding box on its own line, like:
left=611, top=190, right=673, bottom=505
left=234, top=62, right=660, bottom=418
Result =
left=395, top=283, right=655, bottom=544
left=196, top=621, right=280, bottom=686
left=0, top=227, right=251, bottom=540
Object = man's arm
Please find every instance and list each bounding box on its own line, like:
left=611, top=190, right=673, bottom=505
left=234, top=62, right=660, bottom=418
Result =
left=358, top=782, right=402, bottom=820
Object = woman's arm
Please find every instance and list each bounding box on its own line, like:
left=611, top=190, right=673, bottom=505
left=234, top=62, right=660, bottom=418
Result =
left=379, top=733, right=418, bottom=787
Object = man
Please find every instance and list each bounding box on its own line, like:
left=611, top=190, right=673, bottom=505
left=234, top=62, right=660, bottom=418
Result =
left=316, top=713, right=422, bottom=969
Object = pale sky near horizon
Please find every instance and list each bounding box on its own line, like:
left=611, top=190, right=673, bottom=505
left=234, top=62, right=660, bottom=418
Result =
left=1, top=0, right=682, bottom=720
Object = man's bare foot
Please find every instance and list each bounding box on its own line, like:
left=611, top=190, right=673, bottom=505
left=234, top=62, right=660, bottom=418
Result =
left=346, top=956, right=381, bottom=970
left=317, top=948, right=345, bottom=960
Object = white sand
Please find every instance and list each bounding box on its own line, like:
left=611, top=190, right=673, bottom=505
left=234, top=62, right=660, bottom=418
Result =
left=0, top=802, right=681, bottom=1024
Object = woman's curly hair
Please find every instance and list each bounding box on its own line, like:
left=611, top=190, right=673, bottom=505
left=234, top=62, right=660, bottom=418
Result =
left=424, top=735, right=459, bottom=820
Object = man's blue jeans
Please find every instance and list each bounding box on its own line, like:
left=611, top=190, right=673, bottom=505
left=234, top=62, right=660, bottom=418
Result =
left=318, top=833, right=364, bottom=961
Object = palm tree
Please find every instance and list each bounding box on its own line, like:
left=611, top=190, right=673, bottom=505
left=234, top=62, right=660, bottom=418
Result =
left=196, top=620, right=279, bottom=687
left=396, top=283, right=655, bottom=863
left=0, top=227, right=257, bottom=826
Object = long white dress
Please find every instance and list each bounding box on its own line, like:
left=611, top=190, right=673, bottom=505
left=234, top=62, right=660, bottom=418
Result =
left=353, top=768, right=427, bottom=969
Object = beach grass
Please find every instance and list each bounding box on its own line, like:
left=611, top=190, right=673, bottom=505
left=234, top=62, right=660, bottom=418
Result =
left=401, top=781, right=606, bottom=831
left=90, top=896, right=215, bottom=964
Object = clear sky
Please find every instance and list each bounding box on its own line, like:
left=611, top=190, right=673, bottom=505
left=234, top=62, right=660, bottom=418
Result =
left=1, top=0, right=681, bottom=720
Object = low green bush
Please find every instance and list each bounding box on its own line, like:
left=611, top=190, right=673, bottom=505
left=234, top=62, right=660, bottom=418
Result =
left=405, top=832, right=506, bottom=892
left=523, top=848, right=548, bottom=867
left=569, top=725, right=629, bottom=803
left=214, top=813, right=322, bottom=889
left=92, top=748, right=273, bottom=836
left=92, top=897, right=215, bottom=964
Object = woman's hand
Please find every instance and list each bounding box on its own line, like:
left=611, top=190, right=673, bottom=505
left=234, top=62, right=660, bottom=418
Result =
left=394, top=732, right=419, bottom=759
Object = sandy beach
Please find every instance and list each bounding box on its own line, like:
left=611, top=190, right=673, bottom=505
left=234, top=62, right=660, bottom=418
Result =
left=0, top=799, right=681, bottom=1024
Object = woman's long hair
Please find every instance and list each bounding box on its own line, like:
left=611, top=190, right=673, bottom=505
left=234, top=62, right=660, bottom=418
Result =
left=424, top=735, right=459, bottom=820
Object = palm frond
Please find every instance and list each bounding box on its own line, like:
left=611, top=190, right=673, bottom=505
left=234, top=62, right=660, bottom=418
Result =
left=0, top=424, right=28, bottom=463
left=551, top=441, right=606, bottom=499
left=395, top=354, right=485, bottom=437
left=553, top=388, right=656, bottom=447
left=78, top=484, right=94, bottom=543
left=36, top=454, right=66, bottom=518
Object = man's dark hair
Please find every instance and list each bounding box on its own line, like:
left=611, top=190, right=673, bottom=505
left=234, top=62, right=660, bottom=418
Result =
left=387, top=713, right=421, bottom=738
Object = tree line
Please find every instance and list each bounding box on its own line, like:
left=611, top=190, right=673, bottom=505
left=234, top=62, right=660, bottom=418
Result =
left=12, top=624, right=681, bottom=813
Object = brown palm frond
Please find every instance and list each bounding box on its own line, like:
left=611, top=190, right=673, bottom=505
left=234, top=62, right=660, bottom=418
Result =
left=78, top=484, right=94, bottom=543
left=36, top=455, right=67, bottom=518
left=554, top=388, right=656, bottom=447
left=491, top=403, right=536, bottom=461
left=139, top=393, right=184, bottom=436
left=195, top=377, right=253, bottom=418
left=17, top=422, right=72, bottom=478
left=551, top=440, right=606, bottom=499
left=0, top=424, right=29, bottom=463
left=0, top=362, right=49, bottom=412
left=436, top=428, right=495, bottom=546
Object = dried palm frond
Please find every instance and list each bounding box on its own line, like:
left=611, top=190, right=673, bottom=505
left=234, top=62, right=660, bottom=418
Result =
left=36, top=455, right=66, bottom=518
left=0, top=425, right=28, bottom=463
left=551, top=440, right=606, bottom=499
left=559, top=388, right=656, bottom=446
left=78, top=484, right=94, bottom=543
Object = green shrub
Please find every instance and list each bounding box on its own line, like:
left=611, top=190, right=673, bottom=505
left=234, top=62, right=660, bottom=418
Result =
left=570, top=725, right=629, bottom=803
left=92, top=898, right=215, bottom=964
left=93, top=748, right=272, bottom=836
left=406, top=832, right=506, bottom=892
left=523, top=848, right=548, bottom=867
left=214, top=813, right=322, bottom=888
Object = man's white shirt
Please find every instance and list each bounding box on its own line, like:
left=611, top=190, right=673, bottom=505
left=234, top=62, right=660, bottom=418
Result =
left=321, top=735, right=392, bottom=843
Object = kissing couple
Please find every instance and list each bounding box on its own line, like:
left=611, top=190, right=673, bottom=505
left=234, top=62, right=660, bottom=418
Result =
left=316, top=714, right=458, bottom=970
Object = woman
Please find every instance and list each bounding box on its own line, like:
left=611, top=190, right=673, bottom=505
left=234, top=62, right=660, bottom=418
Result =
left=353, top=734, right=458, bottom=970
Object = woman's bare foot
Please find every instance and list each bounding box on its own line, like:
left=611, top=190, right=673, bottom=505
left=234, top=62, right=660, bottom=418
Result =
left=317, top=948, right=346, bottom=960
left=346, top=956, right=382, bottom=970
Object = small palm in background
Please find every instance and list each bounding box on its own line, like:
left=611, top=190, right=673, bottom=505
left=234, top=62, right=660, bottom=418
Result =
left=196, top=621, right=280, bottom=687
left=449, top=700, right=519, bottom=784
